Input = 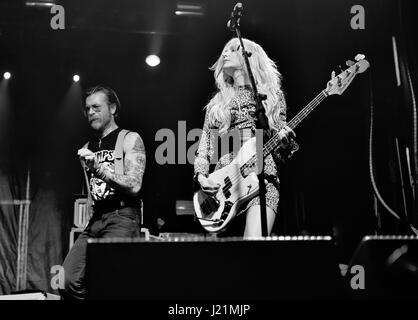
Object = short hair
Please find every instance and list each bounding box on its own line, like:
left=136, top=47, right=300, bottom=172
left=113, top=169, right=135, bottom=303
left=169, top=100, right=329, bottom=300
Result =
left=83, top=85, right=121, bottom=118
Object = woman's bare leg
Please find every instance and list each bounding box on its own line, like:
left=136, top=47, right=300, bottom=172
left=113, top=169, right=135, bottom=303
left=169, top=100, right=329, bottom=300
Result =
left=243, top=205, right=276, bottom=238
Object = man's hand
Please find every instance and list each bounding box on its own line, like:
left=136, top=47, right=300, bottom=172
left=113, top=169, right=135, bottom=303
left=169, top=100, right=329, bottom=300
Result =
left=77, top=148, right=98, bottom=172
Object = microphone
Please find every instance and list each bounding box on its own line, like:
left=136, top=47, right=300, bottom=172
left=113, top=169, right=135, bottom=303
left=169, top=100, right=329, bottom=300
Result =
left=227, top=2, right=243, bottom=31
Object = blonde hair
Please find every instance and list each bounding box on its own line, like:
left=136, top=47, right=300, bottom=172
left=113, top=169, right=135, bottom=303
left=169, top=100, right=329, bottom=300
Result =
left=205, top=38, right=284, bottom=134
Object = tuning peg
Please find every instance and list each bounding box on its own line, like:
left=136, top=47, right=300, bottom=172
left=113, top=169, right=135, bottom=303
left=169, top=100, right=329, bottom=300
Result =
left=346, top=60, right=355, bottom=67
left=355, top=54, right=365, bottom=61
left=331, top=70, right=336, bottom=78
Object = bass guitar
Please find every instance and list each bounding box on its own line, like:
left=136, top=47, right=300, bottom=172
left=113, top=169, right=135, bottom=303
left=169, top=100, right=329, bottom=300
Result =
left=194, top=55, right=370, bottom=233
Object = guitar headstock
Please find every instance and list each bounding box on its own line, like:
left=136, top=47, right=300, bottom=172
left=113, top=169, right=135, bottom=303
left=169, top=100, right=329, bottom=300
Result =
left=325, top=54, right=370, bottom=96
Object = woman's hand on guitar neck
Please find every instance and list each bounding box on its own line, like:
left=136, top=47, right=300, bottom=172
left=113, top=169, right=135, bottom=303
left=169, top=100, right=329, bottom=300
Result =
left=278, top=125, right=296, bottom=147
left=198, top=174, right=221, bottom=195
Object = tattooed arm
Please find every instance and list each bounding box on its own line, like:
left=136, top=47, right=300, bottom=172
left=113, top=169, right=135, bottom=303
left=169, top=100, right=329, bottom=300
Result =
left=94, top=132, right=146, bottom=196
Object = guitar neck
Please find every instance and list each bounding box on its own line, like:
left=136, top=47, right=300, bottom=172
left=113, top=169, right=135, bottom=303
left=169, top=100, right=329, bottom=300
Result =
left=263, top=90, right=328, bottom=156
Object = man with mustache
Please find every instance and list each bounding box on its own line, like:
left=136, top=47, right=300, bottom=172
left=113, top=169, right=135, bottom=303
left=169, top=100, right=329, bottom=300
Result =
left=60, top=85, right=146, bottom=300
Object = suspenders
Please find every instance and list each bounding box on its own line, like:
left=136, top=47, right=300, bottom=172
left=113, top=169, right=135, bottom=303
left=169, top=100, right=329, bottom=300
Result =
left=80, top=129, right=130, bottom=215
left=114, top=129, right=129, bottom=177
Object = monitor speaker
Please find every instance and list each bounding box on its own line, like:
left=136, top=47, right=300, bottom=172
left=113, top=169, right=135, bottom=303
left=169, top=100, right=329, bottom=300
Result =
left=344, top=235, right=418, bottom=299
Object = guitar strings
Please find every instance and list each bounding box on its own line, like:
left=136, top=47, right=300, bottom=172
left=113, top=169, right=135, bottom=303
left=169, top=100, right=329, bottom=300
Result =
left=220, top=92, right=326, bottom=191
left=205, top=91, right=327, bottom=218
left=203, top=66, right=360, bottom=218
left=217, top=91, right=327, bottom=194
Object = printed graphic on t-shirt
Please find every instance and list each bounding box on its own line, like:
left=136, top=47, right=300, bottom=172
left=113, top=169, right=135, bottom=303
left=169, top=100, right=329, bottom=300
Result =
left=89, top=150, right=115, bottom=201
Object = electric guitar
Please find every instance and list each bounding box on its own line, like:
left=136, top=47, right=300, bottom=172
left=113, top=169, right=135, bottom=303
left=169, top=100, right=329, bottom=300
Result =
left=193, top=55, right=370, bottom=233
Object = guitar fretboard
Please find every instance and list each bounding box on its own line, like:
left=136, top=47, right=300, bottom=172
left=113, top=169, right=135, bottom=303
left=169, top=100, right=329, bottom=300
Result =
left=263, top=90, right=328, bottom=156
left=239, top=90, right=328, bottom=177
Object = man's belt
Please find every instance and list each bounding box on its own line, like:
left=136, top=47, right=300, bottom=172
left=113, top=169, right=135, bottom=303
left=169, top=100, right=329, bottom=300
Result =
left=93, top=198, right=139, bottom=213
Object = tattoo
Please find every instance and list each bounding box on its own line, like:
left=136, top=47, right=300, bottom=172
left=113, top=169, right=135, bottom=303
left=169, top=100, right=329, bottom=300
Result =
left=133, top=136, right=145, bottom=153
left=101, top=133, right=146, bottom=196
left=111, top=159, right=142, bottom=193
left=136, top=153, right=146, bottom=174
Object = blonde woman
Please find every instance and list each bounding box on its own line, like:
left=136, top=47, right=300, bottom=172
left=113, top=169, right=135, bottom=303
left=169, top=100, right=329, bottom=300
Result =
left=194, top=38, right=298, bottom=238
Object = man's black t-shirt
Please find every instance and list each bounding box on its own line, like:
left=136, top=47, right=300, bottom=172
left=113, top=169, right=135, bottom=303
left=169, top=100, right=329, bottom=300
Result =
left=86, top=127, right=137, bottom=207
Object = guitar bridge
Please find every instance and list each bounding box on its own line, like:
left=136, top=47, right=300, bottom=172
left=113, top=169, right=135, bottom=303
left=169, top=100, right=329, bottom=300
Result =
left=197, top=217, right=224, bottom=224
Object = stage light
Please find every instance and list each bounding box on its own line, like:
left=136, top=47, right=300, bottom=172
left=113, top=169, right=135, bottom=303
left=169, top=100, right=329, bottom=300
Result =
left=175, top=2, right=205, bottom=16
left=25, top=1, right=55, bottom=8
left=3, top=72, right=11, bottom=80
left=145, top=55, right=160, bottom=67
left=73, top=74, right=80, bottom=82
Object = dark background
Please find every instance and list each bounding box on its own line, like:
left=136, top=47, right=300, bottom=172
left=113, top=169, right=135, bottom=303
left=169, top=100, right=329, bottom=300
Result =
left=0, top=0, right=417, bottom=294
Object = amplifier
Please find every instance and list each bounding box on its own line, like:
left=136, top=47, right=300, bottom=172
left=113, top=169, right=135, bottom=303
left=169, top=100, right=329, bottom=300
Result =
left=345, top=235, right=418, bottom=299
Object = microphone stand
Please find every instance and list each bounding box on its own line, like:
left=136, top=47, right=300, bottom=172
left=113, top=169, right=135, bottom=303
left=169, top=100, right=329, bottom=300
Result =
left=230, top=19, right=270, bottom=237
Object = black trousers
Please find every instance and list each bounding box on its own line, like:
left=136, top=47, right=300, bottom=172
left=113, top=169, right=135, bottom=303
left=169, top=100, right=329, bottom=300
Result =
left=60, top=206, right=140, bottom=300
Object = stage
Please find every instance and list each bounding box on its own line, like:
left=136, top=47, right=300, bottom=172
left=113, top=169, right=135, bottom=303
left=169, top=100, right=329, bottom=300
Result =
left=0, top=0, right=417, bottom=303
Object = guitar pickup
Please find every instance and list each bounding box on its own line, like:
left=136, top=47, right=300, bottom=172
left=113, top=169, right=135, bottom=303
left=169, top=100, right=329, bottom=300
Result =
left=222, top=177, right=232, bottom=198
left=240, top=166, right=248, bottom=178
left=240, top=163, right=256, bottom=178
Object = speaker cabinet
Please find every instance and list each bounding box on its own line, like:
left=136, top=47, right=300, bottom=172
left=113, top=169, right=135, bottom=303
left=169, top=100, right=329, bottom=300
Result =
left=86, top=236, right=344, bottom=300
left=345, top=235, right=418, bottom=299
